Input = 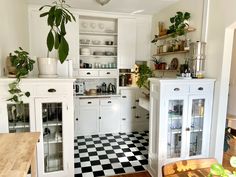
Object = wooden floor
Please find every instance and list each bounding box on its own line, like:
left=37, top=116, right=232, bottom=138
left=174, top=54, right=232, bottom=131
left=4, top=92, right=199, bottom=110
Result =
left=109, top=171, right=151, bottom=177
left=223, top=136, right=236, bottom=171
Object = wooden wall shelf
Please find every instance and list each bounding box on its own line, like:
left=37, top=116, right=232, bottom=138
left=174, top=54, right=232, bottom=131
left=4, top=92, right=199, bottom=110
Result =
left=153, top=50, right=189, bottom=56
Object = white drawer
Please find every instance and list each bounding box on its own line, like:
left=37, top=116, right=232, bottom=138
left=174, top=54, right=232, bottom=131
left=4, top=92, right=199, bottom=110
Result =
left=100, top=98, right=119, bottom=106
left=190, top=84, right=211, bottom=94
left=35, top=84, right=68, bottom=96
left=79, top=70, right=98, bottom=77
left=99, top=70, right=118, bottom=77
left=164, top=84, right=189, bottom=94
left=79, top=99, right=99, bottom=106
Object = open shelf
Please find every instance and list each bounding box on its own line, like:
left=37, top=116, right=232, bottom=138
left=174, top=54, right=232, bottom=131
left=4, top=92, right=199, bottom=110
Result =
left=43, top=121, right=62, bottom=127
left=156, top=28, right=196, bottom=40
left=153, top=50, right=189, bottom=56
left=154, top=69, right=179, bottom=72
left=80, top=31, right=118, bottom=36
left=80, top=44, right=117, bottom=48
left=9, top=122, right=30, bottom=129
left=80, top=55, right=117, bottom=58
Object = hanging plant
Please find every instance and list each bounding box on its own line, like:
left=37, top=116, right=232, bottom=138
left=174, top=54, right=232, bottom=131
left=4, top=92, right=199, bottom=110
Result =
left=39, top=0, right=76, bottom=63
left=7, top=47, right=35, bottom=104
left=136, top=64, right=153, bottom=90
left=168, top=11, right=191, bottom=37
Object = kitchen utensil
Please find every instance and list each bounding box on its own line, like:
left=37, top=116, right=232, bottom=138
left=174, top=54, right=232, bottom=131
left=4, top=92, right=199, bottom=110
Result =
left=75, top=81, right=85, bottom=95
left=105, top=41, right=113, bottom=45
left=101, top=82, right=107, bottom=93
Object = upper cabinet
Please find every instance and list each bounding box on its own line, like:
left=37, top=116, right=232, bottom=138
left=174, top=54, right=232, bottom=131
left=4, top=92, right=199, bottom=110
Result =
left=118, top=18, right=136, bottom=69
left=135, top=16, right=152, bottom=61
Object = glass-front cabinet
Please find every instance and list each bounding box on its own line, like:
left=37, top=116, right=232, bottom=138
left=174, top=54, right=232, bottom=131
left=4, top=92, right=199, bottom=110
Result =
left=148, top=79, right=215, bottom=177
left=35, top=98, right=69, bottom=177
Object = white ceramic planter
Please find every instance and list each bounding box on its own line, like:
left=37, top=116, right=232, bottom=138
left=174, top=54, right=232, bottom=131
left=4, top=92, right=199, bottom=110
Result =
left=37, top=57, right=58, bottom=78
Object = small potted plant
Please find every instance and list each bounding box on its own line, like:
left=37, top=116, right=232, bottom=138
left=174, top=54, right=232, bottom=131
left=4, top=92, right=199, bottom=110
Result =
left=7, top=47, right=35, bottom=104
left=168, top=11, right=191, bottom=37
left=152, top=57, right=167, bottom=70
left=38, top=0, right=76, bottom=77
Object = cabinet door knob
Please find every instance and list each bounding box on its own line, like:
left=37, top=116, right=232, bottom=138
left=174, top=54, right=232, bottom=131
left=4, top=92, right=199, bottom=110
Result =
left=135, top=116, right=140, bottom=119
left=122, top=96, right=127, bottom=98
left=135, top=99, right=139, bottom=103
left=99, top=116, right=101, bottom=119
left=122, top=118, right=126, bottom=120
left=86, top=72, right=91, bottom=75
left=48, top=88, right=56, bottom=93
left=174, top=88, right=180, bottom=91
left=198, top=87, right=204, bottom=91
left=87, top=102, right=92, bottom=104
left=106, top=72, right=110, bottom=74
left=186, top=127, right=190, bottom=131
left=132, top=106, right=136, bottom=109
left=108, top=101, right=112, bottom=103
left=76, top=118, right=78, bottom=121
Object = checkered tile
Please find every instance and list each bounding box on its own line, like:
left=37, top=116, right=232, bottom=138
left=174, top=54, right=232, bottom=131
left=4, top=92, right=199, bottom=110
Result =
left=74, top=131, right=149, bottom=177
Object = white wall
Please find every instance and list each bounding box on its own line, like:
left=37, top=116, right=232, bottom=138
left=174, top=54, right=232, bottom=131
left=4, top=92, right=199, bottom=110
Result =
left=206, top=0, right=236, bottom=162
left=0, top=0, right=29, bottom=76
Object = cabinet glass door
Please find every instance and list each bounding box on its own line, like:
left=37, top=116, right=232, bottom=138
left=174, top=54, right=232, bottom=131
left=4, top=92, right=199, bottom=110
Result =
left=7, top=103, right=30, bottom=133
left=42, top=102, right=63, bottom=173
left=167, top=100, right=184, bottom=158
left=189, top=99, right=205, bottom=156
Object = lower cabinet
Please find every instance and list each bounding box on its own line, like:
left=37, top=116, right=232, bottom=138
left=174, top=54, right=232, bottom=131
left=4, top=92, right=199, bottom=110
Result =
left=75, top=97, right=120, bottom=136
left=119, top=88, right=149, bottom=132
left=0, top=79, right=74, bottom=177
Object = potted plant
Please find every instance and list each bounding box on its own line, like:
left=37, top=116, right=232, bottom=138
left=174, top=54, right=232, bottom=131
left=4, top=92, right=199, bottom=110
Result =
left=136, top=64, right=153, bottom=91
left=7, top=47, right=35, bottom=104
left=38, top=0, right=76, bottom=77
left=168, top=11, right=191, bottom=37
left=152, top=57, right=167, bottom=70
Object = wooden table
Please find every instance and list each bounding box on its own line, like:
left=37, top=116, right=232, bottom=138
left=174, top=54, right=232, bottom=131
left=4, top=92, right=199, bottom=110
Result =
left=165, top=168, right=211, bottom=177
left=0, top=132, right=40, bottom=177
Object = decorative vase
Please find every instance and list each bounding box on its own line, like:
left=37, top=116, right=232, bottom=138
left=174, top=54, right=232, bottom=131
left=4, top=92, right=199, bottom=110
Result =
left=37, top=57, right=58, bottom=78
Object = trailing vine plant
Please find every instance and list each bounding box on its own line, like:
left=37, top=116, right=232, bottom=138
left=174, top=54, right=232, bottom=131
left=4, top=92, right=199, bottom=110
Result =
left=7, top=47, right=35, bottom=104
left=39, top=0, right=76, bottom=63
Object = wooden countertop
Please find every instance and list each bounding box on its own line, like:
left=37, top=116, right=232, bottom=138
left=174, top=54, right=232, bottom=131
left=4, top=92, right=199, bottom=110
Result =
left=0, top=132, right=40, bottom=177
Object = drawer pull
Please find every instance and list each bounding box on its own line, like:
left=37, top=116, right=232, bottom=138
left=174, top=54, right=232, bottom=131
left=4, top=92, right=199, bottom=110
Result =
left=76, top=118, right=78, bottom=121
left=198, top=87, right=204, bottom=91
left=186, top=127, right=190, bottom=131
left=122, top=118, right=126, bottom=121
left=122, top=96, right=127, bottom=98
left=86, top=72, right=91, bottom=75
left=135, top=116, right=140, bottom=119
left=48, top=88, right=56, bottom=93
left=106, top=72, right=110, bottom=74
left=99, top=116, right=101, bottom=119
left=87, top=102, right=92, bottom=104
left=174, top=88, right=180, bottom=91
left=132, top=106, right=136, bottom=109
left=107, top=101, right=112, bottom=103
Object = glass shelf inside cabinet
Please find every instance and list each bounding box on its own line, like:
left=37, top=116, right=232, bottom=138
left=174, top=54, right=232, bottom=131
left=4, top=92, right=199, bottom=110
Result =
left=42, top=103, right=63, bottom=173
left=189, top=99, right=205, bottom=156
left=167, top=100, right=183, bottom=158
left=7, top=104, right=30, bottom=133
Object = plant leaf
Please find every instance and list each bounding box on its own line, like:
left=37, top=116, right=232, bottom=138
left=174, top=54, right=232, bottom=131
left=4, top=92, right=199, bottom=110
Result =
left=210, top=164, right=224, bottom=176
left=54, top=33, right=60, bottom=49
left=58, top=36, right=69, bottom=63
left=40, top=12, right=49, bottom=17
left=47, top=30, right=54, bottom=51
left=60, top=20, right=66, bottom=35
left=55, top=9, right=62, bottom=26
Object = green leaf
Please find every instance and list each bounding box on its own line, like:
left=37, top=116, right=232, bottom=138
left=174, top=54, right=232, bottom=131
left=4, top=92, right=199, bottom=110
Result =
left=39, top=5, right=52, bottom=11
left=60, top=20, right=66, bottom=35
left=210, top=164, right=225, bottom=176
left=170, top=17, right=175, bottom=23
left=47, top=15, right=54, bottom=27
left=54, top=33, right=60, bottom=49
left=25, top=92, right=30, bottom=97
left=55, top=9, right=62, bottom=26
left=58, top=36, right=69, bottom=63
left=47, top=30, right=54, bottom=51
left=184, top=12, right=191, bottom=20
left=40, top=12, right=49, bottom=17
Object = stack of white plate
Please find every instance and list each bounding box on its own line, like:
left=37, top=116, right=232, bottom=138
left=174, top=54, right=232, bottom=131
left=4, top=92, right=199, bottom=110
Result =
left=81, top=48, right=90, bottom=55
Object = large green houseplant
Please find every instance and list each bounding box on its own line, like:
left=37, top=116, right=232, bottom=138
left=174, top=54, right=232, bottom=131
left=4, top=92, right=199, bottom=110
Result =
left=38, top=0, right=76, bottom=77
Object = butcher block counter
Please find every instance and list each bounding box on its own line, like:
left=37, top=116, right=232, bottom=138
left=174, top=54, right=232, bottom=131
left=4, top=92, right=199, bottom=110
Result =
left=0, top=132, right=40, bottom=177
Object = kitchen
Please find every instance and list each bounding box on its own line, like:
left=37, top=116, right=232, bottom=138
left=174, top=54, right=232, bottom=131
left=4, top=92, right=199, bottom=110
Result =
left=0, top=2, right=235, bottom=177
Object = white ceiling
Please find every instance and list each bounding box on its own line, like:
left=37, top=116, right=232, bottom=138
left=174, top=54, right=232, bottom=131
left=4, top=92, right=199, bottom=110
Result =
left=27, top=0, right=178, bottom=15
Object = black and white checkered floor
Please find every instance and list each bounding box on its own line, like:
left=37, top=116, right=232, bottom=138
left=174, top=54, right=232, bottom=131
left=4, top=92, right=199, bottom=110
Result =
left=74, top=131, right=149, bottom=177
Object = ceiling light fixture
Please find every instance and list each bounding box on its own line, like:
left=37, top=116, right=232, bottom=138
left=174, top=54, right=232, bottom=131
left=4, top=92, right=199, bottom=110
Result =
left=96, top=0, right=111, bottom=6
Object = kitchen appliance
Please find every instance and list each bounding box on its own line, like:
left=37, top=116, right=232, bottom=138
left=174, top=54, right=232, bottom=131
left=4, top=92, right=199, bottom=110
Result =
left=107, top=83, right=116, bottom=93
left=75, top=81, right=85, bottom=95
left=189, top=41, right=206, bottom=78
left=101, top=82, right=107, bottom=93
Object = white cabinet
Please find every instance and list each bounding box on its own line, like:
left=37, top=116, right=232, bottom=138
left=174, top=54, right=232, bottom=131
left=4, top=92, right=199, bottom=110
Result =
left=118, top=18, right=136, bottom=69
left=75, top=97, right=120, bottom=136
left=0, top=78, right=75, bottom=177
left=120, top=88, right=149, bottom=132
left=148, top=78, right=215, bottom=177
left=135, top=15, right=152, bottom=61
